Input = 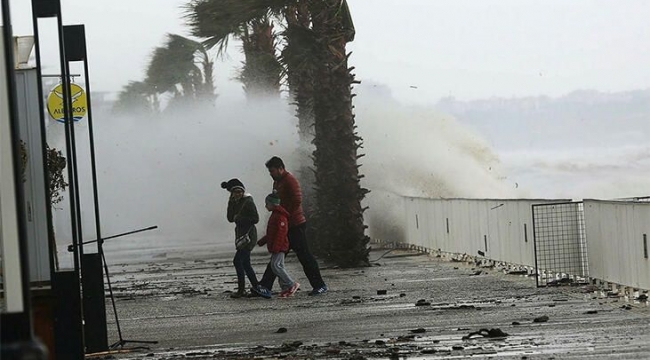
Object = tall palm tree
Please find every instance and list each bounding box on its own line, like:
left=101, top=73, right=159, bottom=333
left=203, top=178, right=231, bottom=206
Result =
left=307, top=0, right=370, bottom=266
left=187, top=0, right=283, bottom=99
left=187, top=0, right=369, bottom=267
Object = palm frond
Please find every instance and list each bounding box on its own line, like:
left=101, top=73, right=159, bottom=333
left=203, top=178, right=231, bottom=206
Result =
left=185, top=0, right=296, bottom=51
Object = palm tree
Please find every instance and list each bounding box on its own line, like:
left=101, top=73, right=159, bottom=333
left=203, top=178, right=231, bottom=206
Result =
left=145, top=34, right=216, bottom=105
left=187, top=0, right=369, bottom=267
left=187, top=0, right=283, bottom=99
left=307, top=0, right=370, bottom=266
left=113, top=81, right=159, bottom=114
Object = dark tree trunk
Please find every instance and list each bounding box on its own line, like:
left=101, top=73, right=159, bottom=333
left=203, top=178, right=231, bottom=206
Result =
left=240, top=19, right=282, bottom=99
left=284, top=2, right=319, bottom=250
left=309, top=0, right=369, bottom=267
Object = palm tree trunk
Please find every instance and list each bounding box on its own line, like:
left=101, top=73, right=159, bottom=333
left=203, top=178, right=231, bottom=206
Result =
left=309, top=0, right=369, bottom=267
left=240, top=19, right=282, bottom=99
left=284, top=3, right=318, bottom=247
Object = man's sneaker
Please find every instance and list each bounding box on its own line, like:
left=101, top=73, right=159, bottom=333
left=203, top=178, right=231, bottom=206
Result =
left=251, top=285, right=273, bottom=299
left=309, top=285, right=328, bottom=296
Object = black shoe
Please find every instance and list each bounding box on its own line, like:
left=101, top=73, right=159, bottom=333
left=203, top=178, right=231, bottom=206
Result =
left=309, top=285, right=328, bottom=296
left=230, top=290, right=246, bottom=299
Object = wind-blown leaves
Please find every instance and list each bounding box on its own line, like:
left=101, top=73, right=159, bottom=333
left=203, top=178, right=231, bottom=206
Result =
left=186, top=0, right=295, bottom=51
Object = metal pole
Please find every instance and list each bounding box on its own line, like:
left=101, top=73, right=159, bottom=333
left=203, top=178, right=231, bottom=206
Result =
left=30, top=1, right=57, bottom=277
left=2, top=0, right=32, bottom=333
left=80, top=30, right=103, bottom=254
left=1, top=0, right=46, bottom=357
left=54, top=11, right=84, bottom=275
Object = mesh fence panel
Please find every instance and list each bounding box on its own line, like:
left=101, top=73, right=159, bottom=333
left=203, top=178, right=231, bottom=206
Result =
left=532, top=202, right=589, bottom=287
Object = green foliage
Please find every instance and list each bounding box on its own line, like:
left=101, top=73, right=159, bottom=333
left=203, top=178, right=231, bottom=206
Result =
left=113, top=81, right=158, bottom=114
left=46, top=146, right=68, bottom=205
left=114, top=34, right=216, bottom=113
left=18, top=142, right=67, bottom=206
left=186, top=0, right=294, bottom=51
left=187, top=0, right=285, bottom=98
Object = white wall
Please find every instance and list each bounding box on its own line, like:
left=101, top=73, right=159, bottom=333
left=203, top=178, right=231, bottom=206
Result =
left=403, top=197, right=567, bottom=267
left=584, top=200, right=650, bottom=289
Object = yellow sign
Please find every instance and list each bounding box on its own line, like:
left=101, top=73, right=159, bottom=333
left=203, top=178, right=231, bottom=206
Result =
left=47, top=83, right=87, bottom=123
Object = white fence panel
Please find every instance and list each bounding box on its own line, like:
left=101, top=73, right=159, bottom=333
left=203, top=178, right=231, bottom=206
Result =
left=403, top=197, right=566, bottom=267
left=584, top=200, right=650, bottom=290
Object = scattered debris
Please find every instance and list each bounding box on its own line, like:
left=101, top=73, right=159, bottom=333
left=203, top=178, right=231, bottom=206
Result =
left=621, top=305, right=633, bottom=310
left=352, top=296, right=361, bottom=300
left=276, top=327, right=288, bottom=333
left=415, top=299, right=431, bottom=307
left=636, top=294, right=648, bottom=301
left=452, top=345, right=464, bottom=350
left=470, top=270, right=482, bottom=276
left=584, top=310, right=598, bottom=315
left=399, top=293, right=406, bottom=298
left=375, top=340, right=386, bottom=346
left=377, top=290, right=387, bottom=295
left=547, top=278, right=574, bottom=286
left=512, top=321, right=521, bottom=326
left=397, top=335, right=416, bottom=342
left=410, top=328, right=426, bottom=334
left=462, top=328, right=509, bottom=340
left=348, top=355, right=367, bottom=360
left=421, top=349, right=437, bottom=354
left=281, top=341, right=303, bottom=350
left=533, top=315, right=549, bottom=323
left=507, top=270, right=528, bottom=275
left=581, top=285, right=599, bottom=293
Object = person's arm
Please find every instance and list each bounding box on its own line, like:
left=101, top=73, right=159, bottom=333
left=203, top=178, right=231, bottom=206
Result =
left=275, top=215, right=289, bottom=252
left=259, top=214, right=277, bottom=247
left=236, top=198, right=259, bottom=227
left=226, top=198, right=237, bottom=223
left=284, top=175, right=303, bottom=217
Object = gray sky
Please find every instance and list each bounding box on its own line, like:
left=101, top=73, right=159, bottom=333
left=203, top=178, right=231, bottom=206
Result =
left=11, top=0, right=650, bottom=104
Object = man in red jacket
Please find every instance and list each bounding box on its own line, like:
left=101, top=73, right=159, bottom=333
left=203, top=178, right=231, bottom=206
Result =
left=254, top=157, right=328, bottom=297
left=257, top=193, right=300, bottom=298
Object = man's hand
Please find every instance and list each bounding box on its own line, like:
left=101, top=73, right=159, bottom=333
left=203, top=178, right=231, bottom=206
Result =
left=257, top=238, right=267, bottom=247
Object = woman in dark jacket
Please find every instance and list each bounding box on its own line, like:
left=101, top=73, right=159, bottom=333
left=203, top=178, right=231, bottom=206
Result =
left=222, top=178, right=259, bottom=298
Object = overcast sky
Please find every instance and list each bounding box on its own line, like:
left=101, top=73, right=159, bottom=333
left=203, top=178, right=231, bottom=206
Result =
left=10, top=0, right=650, bottom=104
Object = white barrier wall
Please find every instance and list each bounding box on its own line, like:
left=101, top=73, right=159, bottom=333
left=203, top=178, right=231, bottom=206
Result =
left=584, top=200, right=650, bottom=290
left=403, top=197, right=568, bottom=267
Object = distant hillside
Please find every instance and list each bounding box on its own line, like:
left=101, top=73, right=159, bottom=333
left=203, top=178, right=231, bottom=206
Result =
left=435, top=90, right=650, bottom=150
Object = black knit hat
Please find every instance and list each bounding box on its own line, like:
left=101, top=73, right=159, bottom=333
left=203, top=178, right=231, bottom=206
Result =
left=221, top=178, right=245, bottom=192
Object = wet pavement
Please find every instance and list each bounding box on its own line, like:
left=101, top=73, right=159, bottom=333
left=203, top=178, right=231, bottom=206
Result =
left=103, top=246, right=650, bottom=359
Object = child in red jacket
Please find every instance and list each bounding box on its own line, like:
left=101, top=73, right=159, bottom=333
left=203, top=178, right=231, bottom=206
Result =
left=256, top=193, right=300, bottom=298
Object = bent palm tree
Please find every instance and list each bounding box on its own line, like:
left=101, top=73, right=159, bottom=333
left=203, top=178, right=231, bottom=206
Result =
left=113, top=81, right=159, bottom=114
left=187, top=0, right=283, bottom=99
left=145, top=34, right=216, bottom=106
